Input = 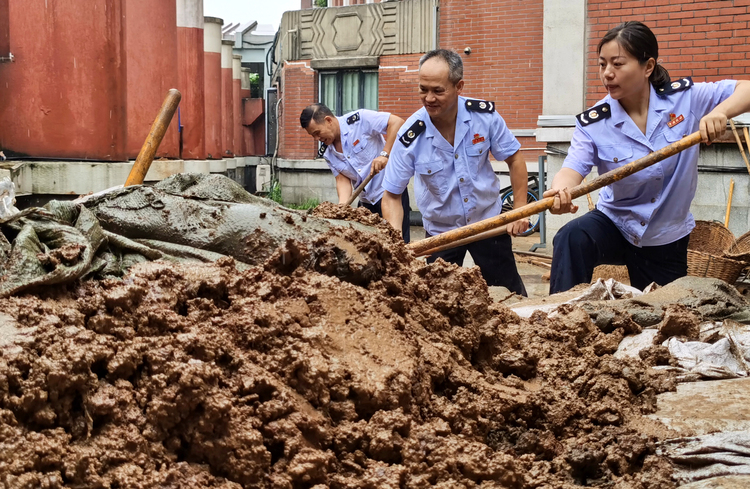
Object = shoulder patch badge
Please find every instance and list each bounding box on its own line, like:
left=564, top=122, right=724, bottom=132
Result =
left=465, top=99, right=495, bottom=113
left=577, top=103, right=611, bottom=127
left=317, top=143, right=328, bottom=158
left=657, top=77, right=693, bottom=96
left=399, top=120, right=426, bottom=147
left=347, top=112, right=360, bottom=124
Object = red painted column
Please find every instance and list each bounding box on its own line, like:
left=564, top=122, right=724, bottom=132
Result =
left=124, top=0, right=179, bottom=159
left=232, top=54, right=243, bottom=157
left=240, top=67, right=253, bottom=155
left=221, top=39, right=235, bottom=157
left=177, top=0, right=206, bottom=159
left=0, top=0, right=9, bottom=56
left=0, top=0, right=127, bottom=160
left=203, top=16, right=223, bottom=159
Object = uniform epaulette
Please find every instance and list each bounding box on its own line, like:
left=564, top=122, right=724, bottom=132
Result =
left=347, top=112, right=360, bottom=124
left=465, top=99, right=495, bottom=113
left=317, top=143, right=327, bottom=158
left=657, top=77, right=693, bottom=96
left=399, top=120, right=426, bottom=147
left=577, top=103, right=611, bottom=127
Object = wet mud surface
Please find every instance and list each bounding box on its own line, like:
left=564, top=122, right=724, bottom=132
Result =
left=0, top=203, right=694, bottom=488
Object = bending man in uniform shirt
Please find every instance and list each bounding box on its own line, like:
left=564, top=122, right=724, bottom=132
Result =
left=381, top=49, right=528, bottom=295
left=545, top=21, right=750, bottom=293
left=300, top=104, right=411, bottom=242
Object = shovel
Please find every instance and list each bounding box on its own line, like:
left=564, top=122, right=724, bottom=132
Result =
left=409, top=131, right=703, bottom=257
left=344, top=172, right=375, bottom=207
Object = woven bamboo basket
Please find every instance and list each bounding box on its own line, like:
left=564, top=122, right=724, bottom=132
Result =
left=725, top=230, right=750, bottom=263
left=686, top=249, right=746, bottom=283
left=687, top=220, right=736, bottom=254
left=591, top=264, right=630, bottom=284
left=687, top=221, right=744, bottom=283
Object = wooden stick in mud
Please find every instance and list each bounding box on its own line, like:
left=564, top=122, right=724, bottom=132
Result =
left=344, top=173, right=375, bottom=207
left=409, top=131, right=703, bottom=257
left=125, top=89, right=182, bottom=187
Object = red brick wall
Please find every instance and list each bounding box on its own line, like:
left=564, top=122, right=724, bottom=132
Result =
left=280, top=61, right=317, bottom=159
left=280, top=54, right=423, bottom=159
left=587, top=0, right=750, bottom=107
left=378, top=55, right=423, bottom=120
left=439, top=0, right=544, bottom=137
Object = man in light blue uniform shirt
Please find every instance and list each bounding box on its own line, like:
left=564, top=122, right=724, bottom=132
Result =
left=381, top=49, right=528, bottom=295
left=546, top=21, right=750, bottom=293
left=300, top=104, right=411, bottom=241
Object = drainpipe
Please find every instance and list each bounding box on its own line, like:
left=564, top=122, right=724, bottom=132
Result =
left=432, top=0, right=438, bottom=49
left=270, top=82, right=283, bottom=184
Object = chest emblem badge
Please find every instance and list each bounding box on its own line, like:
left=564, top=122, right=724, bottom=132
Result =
left=353, top=139, right=360, bottom=147
left=667, top=113, right=684, bottom=128
left=472, top=133, right=485, bottom=145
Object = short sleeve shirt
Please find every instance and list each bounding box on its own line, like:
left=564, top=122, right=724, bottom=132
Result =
left=383, top=96, right=521, bottom=235
left=564, top=79, right=737, bottom=247
left=322, top=109, right=389, bottom=204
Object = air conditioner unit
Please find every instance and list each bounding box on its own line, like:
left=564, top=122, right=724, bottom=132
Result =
left=256, top=164, right=272, bottom=192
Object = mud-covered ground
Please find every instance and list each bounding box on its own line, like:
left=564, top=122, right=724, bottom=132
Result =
left=0, top=203, right=692, bottom=488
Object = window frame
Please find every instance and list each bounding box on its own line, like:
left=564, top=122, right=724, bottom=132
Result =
left=318, top=68, right=379, bottom=116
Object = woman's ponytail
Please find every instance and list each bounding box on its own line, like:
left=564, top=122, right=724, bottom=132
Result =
left=650, top=63, right=671, bottom=88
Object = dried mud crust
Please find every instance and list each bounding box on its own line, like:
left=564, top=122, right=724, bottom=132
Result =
left=0, top=222, right=677, bottom=488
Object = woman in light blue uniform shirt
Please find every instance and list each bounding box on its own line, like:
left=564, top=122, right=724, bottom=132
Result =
left=546, top=21, right=750, bottom=293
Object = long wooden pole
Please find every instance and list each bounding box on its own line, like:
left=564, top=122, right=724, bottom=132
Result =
left=124, top=89, right=182, bottom=187
left=345, top=173, right=375, bottom=207
left=419, top=225, right=509, bottom=256
left=409, top=131, right=703, bottom=256
left=729, top=120, right=750, bottom=175
left=725, top=178, right=735, bottom=228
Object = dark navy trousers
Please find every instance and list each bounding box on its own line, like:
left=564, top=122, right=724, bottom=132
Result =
left=425, top=231, right=527, bottom=296
left=360, top=189, right=411, bottom=243
left=550, top=209, right=689, bottom=293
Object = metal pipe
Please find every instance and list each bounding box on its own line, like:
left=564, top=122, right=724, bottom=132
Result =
left=530, top=155, right=547, bottom=252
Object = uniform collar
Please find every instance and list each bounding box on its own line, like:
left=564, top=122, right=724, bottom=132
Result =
left=338, top=115, right=350, bottom=143
left=423, top=96, right=471, bottom=151
left=455, top=96, right=471, bottom=149
left=606, top=84, right=667, bottom=149
left=336, top=112, right=353, bottom=154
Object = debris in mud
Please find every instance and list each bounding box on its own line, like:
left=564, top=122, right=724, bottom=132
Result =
left=0, top=197, right=689, bottom=489
left=311, top=201, right=385, bottom=228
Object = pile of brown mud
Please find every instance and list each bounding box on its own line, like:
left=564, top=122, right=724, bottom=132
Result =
left=1, top=203, right=681, bottom=488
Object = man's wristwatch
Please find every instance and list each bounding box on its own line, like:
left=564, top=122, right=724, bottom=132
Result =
left=379, top=151, right=389, bottom=159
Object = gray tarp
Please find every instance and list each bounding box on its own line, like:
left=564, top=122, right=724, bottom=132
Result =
left=659, top=431, right=750, bottom=484
left=0, top=173, right=369, bottom=298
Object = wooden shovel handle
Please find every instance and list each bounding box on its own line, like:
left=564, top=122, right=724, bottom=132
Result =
left=409, top=131, right=703, bottom=256
left=345, top=172, right=375, bottom=207
left=729, top=120, right=750, bottom=174
left=124, top=89, right=182, bottom=187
